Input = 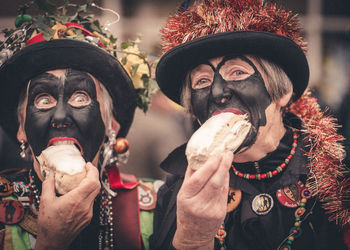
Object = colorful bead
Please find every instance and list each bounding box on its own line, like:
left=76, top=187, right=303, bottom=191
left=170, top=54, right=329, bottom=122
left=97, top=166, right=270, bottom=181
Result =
left=232, top=132, right=298, bottom=180
left=280, top=245, right=291, bottom=250
left=279, top=183, right=311, bottom=248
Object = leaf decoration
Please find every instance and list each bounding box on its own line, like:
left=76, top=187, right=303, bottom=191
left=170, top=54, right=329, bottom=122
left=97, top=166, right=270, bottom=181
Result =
left=34, top=0, right=57, bottom=15
left=0, top=0, right=158, bottom=113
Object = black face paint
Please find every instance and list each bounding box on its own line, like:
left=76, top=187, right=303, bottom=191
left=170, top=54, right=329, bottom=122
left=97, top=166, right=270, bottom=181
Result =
left=25, top=69, right=106, bottom=162
left=190, top=55, right=271, bottom=149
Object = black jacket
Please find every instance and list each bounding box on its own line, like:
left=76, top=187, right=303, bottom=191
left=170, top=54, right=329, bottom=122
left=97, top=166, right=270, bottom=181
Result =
left=151, top=126, right=346, bottom=250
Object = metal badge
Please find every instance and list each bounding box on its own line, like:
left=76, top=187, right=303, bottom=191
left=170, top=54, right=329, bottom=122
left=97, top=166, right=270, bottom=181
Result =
left=276, top=181, right=305, bottom=208
left=227, top=188, right=242, bottom=213
left=0, top=200, right=25, bottom=224
left=251, top=193, right=274, bottom=215
left=0, top=177, right=13, bottom=197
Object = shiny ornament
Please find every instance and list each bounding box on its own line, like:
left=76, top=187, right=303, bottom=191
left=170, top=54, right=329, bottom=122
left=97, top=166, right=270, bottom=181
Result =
left=113, top=138, right=129, bottom=154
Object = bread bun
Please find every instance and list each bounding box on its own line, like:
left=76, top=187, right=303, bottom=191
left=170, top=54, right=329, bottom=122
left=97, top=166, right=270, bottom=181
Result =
left=37, top=144, right=87, bottom=194
left=186, top=112, right=251, bottom=170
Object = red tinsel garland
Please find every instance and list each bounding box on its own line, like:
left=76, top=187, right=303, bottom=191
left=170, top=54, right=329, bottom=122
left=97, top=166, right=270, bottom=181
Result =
left=161, top=0, right=307, bottom=54
left=287, top=90, right=350, bottom=226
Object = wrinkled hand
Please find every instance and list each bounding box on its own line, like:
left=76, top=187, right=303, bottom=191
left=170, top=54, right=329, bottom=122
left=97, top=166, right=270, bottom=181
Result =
left=173, top=151, right=233, bottom=250
left=35, top=162, right=101, bottom=250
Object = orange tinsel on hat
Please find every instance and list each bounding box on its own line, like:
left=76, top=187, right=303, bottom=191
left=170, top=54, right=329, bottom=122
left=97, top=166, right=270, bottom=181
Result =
left=161, top=0, right=307, bottom=53
left=287, top=91, right=350, bottom=226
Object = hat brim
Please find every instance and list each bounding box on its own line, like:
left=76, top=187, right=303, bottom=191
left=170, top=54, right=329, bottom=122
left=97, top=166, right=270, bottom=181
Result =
left=156, top=31, right=309, bottom=104
left=0, top=39, right=137, bottom=139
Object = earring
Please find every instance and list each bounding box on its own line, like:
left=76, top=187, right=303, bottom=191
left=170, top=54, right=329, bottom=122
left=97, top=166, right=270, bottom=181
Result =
left=113, top=138, right=129, bottom=154
left=19, top=140, right=27, bottom=159
left=113, top=138, right=129, bottom=164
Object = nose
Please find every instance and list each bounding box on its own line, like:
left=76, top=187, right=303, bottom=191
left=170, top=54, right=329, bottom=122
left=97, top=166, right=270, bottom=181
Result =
left=210, top=73, right=232, bottom=105
left=51, top=97, right=71, bottom=128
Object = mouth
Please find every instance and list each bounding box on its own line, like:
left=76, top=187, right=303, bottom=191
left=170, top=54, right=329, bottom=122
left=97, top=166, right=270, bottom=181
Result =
left=47, top=137, right=83, bottom=155
left=211, top=108, right=244, bottom=117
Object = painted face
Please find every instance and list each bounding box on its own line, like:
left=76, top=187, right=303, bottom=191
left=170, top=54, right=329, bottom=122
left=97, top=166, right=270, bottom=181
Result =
left=24, top=69, right=105, bottom=162
left=190, top=55, right=271, bottom=149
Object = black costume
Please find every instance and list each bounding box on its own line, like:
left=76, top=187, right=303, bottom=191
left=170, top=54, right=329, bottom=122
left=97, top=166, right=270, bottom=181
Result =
left=152, top=114, right=346, bottom=250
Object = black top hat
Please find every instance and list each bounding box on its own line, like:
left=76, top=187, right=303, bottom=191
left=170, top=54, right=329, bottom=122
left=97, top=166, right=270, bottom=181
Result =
left=156, top=0, right=309, bottom=105
left=0, top=39, right=137, bottom=139
left=156, top=31, right=309, bottom=104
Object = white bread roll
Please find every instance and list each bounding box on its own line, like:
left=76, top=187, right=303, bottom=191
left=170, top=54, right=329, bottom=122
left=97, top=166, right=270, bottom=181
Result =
left=37, top=144, right=87, bottom=194
left=186, top=112, right=251, bottom=170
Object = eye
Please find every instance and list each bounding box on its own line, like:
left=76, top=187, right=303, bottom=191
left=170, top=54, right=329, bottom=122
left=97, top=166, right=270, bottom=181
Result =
left=192, top=78, right=213, bottom=89
left=34, top=93, right=56, bottom=109
left=68, top=91, right=91, bottom=107
left=224, top=68, right=251, bottom=81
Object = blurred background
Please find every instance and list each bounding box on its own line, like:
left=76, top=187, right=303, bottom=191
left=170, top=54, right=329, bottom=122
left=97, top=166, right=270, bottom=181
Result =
left=1, top=0, right=350, bottom=179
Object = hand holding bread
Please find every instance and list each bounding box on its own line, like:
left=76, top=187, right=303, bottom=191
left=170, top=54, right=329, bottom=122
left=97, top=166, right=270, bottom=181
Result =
left=37, top=144, right=87, bottom=194
left=186, top=112, right=251, bottom=170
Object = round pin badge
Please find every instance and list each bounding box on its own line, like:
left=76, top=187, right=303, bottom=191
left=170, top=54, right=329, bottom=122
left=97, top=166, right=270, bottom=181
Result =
left=0, top=177, right=13, bottom=196
left=252, top=193, right=274, bottom=215
left=227, top=188, right=242, bottom=213
left=137, top=183, right=157, bottom=210
left=0, top=200, right=25, bottom=224
left=276, top=181, right=305, bottom=208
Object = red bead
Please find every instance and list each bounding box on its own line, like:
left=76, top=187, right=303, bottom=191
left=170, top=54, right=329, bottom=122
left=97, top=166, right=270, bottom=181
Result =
left=238, top=172, right=244, bottom=177
left=287, top=155, right=293, bottom=160
left=261, top=173, right=267, bottom=179
left=272, top=170, right=278, bottom=175
left=281, top=163, right=286, bottom=168
left=113, top=138, right=129, bottom=154
left=249, top=174, right=255, bottom=179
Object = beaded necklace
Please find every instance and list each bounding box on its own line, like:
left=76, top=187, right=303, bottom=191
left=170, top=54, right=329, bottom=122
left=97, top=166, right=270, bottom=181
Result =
left=231, top=132, right=298, bottom=180
left=28, top=169, right=115, bottom=250
left=278, top=184, right=313, bottom=250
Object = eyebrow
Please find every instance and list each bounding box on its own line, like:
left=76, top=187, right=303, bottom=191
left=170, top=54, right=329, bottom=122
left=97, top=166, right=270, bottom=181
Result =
left=28, top=73, right=62, bottom=92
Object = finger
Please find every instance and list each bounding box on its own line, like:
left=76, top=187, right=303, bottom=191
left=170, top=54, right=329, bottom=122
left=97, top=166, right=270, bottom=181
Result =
left=208, top=151, right=233, bottom=187
left=221, top=151, right=234, bottom=172
left=69, top=162, right=100, bottom=200
left=182, top=155, right=223, bottom=198
left=194, top=151, right=232, bottom=195
left=183, top=164, right=196, bottom=182
left=40, top=170, right=56, bottom=203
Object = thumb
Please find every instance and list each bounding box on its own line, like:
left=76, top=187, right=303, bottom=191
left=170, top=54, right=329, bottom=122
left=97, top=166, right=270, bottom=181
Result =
left=41, top=171, right=56, bottom=202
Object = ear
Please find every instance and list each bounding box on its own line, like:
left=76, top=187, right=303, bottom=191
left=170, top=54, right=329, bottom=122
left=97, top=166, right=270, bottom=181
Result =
left=111, top=118, right=121, bottom=136
left=276, top=88, right=293, bottom=108
left=17, top=124, right=27, bottom=143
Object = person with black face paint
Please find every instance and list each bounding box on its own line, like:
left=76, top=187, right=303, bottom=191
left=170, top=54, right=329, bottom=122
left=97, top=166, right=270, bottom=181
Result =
left=151, top=0, right=350, bottom=250
left=0, top=2, right=157, bottom=250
